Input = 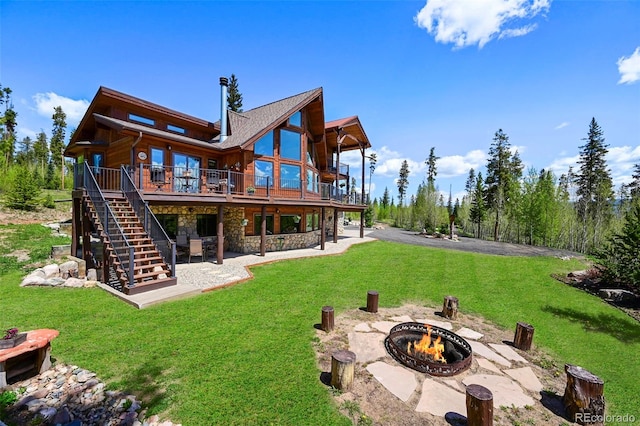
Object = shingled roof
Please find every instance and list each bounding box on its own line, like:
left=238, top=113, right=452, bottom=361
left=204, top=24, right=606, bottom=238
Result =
left=214, top=87, right=323, bottom=149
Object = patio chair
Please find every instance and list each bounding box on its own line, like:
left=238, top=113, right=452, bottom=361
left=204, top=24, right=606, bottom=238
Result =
left=150, top=169, right=169, bottom=191
left=206, top=172, right=221, bottom=192
left=189, top=238, right=204, bottom=263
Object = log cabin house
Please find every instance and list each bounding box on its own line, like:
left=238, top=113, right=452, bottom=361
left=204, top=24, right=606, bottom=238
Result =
left=64, top=78, right=372, bottom=295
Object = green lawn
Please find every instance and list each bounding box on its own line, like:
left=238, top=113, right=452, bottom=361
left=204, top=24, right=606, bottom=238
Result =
left=1, top=225, right=639, bottom=425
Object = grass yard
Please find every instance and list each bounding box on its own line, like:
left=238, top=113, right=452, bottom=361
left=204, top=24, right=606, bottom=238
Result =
left=1, top=225, right=639, bottom=425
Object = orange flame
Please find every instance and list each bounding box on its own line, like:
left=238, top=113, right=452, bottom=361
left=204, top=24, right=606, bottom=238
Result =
left=407, top=325, right=446, bottom=363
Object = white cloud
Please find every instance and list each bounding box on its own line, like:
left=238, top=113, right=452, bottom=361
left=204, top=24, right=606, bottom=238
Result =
left=438, top=149, right=487, bottom=177
left=33, top=92, right=89, bottom=126
left=554, top=122, right=569, bottom=130
left=546, top=145, right=640, bottom=185
left=17, top=126, right=37, bottom=140
left=617, top=47, right=640, bottom=84
left=414, top=0, right=550, bottom=49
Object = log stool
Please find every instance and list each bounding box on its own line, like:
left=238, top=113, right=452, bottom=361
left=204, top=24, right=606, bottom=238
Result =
left=366, top=290, right=379, bottom=313
left=562, top=364, right=605, bottom=425
left=321, top=306, right=334, bottom=332
left=466, top=384, right=493, bottom=426
left=330, top=350, right=356, bottom=391
left=442, top=295, right=459, bottom=320
left=513, top=322, right=535, bottom=351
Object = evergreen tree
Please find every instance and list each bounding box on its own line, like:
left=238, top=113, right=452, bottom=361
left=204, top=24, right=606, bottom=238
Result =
left=485, top=129, right=519, bottom=241
left=597, top=202, right=640, bottom=290
left=34, top=131, right=49, bottom=176
left=425, top=147, right=438, bottom=191
left=367, top=152, right=377, bottom=203
left=574, top=118, right=614, bottom=252
left=627, top=163, right=640, bottom=201
left=397, top=160, right=410, bottom=206
left=469, top=172, right=486, bottom=238
left=0, top=85, right=18, bottom=169
left=50, top=106, right=66, bottom=168
left=227, top=74, right=243, bottom=113
left=5, top=166, right=41, bottom=211
left=15, top=136, right=33, bottom=165
left=465, top=168, right=476, bottom=195
left=45, top=158, right=56, bottom=189
left=381, top=186, right=390, bottom=209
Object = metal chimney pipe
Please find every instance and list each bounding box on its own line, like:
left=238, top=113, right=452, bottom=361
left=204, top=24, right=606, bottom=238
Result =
left=219, top=77, right=229, bottom=142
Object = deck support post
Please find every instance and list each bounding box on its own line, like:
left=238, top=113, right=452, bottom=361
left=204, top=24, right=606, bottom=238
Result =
left=260, top=205, right=267, bottom=256
left=217, top=205, right=224, bottom=265
left=320, top=207, right=326, bottom=250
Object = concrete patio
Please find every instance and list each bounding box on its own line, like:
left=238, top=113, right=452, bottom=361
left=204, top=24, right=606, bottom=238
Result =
left=99, top=227, right=376, bottom=308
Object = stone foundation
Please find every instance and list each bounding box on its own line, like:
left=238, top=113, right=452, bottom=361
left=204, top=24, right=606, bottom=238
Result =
left=243, top=230, right=322, bottom=253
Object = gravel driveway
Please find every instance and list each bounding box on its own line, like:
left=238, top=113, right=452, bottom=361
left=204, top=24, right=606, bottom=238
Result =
left=365, top=225, right=581, bottom=258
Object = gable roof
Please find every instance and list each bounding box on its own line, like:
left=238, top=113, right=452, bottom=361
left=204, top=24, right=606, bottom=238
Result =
left=325, top=115, right=371, bottom=152
left=214, top=87, right=323, bottom=149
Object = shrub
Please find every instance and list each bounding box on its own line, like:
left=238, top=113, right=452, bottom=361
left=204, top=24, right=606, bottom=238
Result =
left=595, top=202, right=640, bottom=290
left=4, top=166, right=41, bottom=211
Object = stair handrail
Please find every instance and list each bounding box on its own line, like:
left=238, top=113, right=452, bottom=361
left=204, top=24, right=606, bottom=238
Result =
left=121, top=165, right=176, bottom=277
left=83, top=162, right=135, bottom=288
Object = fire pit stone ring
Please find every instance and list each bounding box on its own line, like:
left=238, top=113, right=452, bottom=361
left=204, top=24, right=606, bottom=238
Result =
left=384, top=322, right=473, bottom=377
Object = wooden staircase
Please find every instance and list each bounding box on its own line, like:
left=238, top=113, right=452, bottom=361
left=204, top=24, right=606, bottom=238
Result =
left=84, top=193, right=177, bottom=295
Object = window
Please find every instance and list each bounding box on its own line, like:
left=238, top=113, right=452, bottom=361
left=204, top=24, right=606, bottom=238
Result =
left=255, top=160, right=273, bottom=187
left=128, top=113, right=155, bottom=126
left=254, top=131, right=274, bottom=156
left=306, top=213, right=319, bottom=231
left=207, top=159, right=218, bottom=170
left=280, top=164, right=301, bottom=189
left=289, top=111, right=302, bottom=127
left=306, top=139, right=316, bottom=166
left=254, top=214, right=274, bottom=235
left=196, top=214, right=217, bottom=237
left=151, top=148, right=164, bottom=168
left=167, top=124, right=186, bottom=134
left=280, top=129, right=301, bottom=160
left=306, top=213, right=313, bottom=232
left=306, top=169, right=318, bottom=193
left=280, top=215, right=301, bottom=233
left=173, top=153, right=201, bottom=193
left=156, top=214, right=178, bottom=239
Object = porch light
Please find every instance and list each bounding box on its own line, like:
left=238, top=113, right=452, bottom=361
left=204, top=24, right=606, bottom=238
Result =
left=241, top=218, right=249, bottom=226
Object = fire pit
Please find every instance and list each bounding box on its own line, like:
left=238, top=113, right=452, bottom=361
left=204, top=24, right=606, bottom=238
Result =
left=384, top=322, right=472, bottom=376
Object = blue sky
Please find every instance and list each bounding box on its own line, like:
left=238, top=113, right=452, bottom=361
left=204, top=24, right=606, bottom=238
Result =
left=2, top=0, right=639, bottom=202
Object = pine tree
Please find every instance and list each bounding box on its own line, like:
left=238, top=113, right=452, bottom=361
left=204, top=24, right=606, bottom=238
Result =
left=34, top=131, right=49, bottom=176
left=6, top=166, right=41, bottom=211
left=227, top=74, right=243, bottom=113
left=425, top=147, right=438, bottom=191
left=485, top=129, right=518, bottom=241
left=627, top=163, right=640, bottom=202
left=367, top=153, right=377, bottom=203
left=397, top=160, right=410, bottom=206
left=597, top=202, right=640, bottom=290
left=465, top=168, right=476, bottom=195
left=50, top=106, right=66, bottom=168
left=0, top=85, right=18, bottom=169
left=574, top=118, right=614, bottom=252
left=469, top=172, right=486, bottom=238
left=381, top=187, right=390, bottom=209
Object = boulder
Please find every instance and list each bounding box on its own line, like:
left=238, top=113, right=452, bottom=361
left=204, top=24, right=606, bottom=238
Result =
left=63, top=278, right=85, bottom=288
left=87, top=268, right=98, bottom=281
left=21, top=275, right=47, bottom=287
left=43, top=264, right=60, bottom=279
left=598, top=289, right=637, bottom=302
left=59, top=261, right=79, bottom=279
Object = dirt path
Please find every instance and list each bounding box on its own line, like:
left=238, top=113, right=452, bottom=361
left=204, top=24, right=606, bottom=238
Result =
left=366, top=225, right=581, bottom=258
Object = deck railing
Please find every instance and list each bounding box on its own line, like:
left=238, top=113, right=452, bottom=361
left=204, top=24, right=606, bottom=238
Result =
left=82, top=163, right=134, bottom=288
left=136, top=164, right=362, bottom=205
left=121, top=166, right=176, bottom=277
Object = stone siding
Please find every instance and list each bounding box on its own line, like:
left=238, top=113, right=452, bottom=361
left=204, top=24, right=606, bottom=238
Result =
left=243, top=230, right=322, bottom=253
